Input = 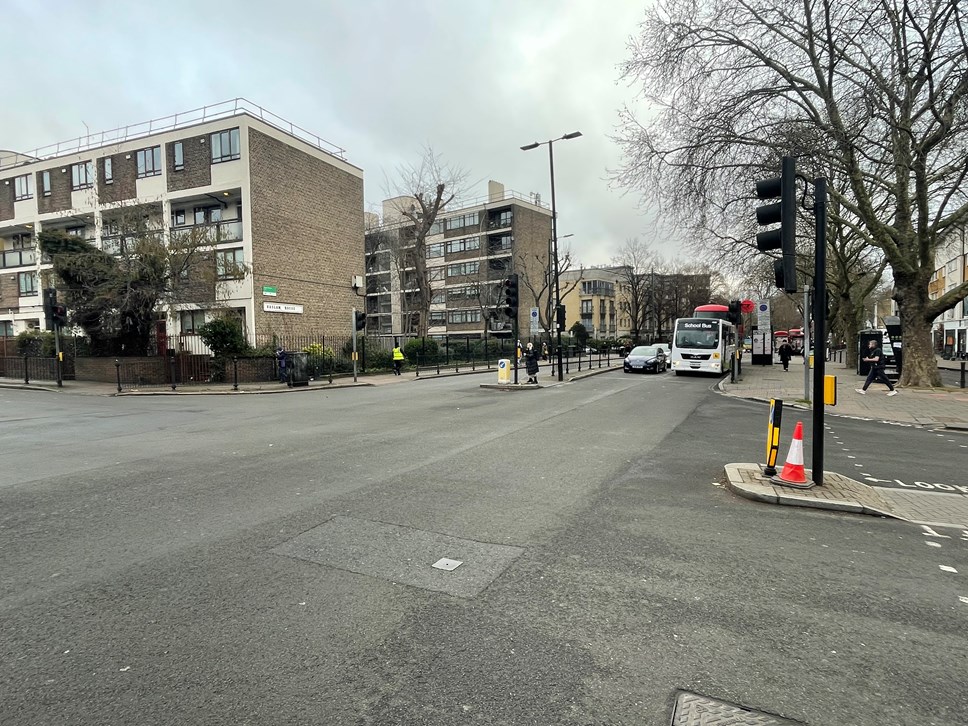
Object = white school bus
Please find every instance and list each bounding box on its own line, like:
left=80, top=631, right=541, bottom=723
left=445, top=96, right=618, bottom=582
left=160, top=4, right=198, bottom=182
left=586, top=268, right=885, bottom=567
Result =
left=670, top=317, right=737, bottom=375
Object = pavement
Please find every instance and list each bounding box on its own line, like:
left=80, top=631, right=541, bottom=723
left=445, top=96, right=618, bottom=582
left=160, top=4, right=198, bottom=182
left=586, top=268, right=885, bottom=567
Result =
left=719, top=355, right=968, bottom=529
left=6, top=352, right=966, bottom=528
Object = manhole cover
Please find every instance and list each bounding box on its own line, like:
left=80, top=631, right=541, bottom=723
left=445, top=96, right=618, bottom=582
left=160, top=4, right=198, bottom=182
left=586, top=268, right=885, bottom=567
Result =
left=671, top=690, right=805, bottom=725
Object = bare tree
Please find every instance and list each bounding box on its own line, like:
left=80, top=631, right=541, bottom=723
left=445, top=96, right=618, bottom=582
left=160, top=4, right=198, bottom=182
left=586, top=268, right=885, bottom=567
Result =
left=616, top=0, right=968, bottom=387
left=611, top=238, right=660, bottom=342
left=382, top=147, right=467, bottom=337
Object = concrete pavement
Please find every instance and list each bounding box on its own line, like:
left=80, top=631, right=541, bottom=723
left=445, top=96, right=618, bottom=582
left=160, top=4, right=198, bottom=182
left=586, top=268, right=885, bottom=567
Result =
left=720, top=355, right=968, bottom=529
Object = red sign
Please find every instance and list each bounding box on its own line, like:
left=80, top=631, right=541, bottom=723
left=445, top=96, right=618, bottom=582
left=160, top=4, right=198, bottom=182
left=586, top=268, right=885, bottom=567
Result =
left=741, top=299, right=755, bottom=314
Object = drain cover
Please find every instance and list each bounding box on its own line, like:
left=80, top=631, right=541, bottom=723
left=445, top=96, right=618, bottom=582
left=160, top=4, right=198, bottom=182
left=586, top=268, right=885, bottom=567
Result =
left=671, top=691, right=804, bottom=725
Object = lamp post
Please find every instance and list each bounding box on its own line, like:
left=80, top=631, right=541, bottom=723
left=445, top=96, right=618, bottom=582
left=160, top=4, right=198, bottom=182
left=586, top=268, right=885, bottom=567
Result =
left=521, top=131, right=582, bottom=381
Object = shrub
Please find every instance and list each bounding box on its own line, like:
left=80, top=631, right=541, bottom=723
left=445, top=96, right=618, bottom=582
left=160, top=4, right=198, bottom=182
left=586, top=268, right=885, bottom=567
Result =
left=404, top=338, right=439, bottom=363
left=197, top=318, right=249, bottom=358
left=16, top=330, right=56, bottom=357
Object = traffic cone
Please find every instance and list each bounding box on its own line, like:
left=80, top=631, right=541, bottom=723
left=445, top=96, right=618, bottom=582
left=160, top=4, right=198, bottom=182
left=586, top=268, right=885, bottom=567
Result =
left=771, top=421, right=813, bottom=488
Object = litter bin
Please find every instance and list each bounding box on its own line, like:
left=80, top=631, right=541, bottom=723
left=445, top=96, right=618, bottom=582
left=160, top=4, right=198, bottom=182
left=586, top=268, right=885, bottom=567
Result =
left=287, top=351, right=310, bottom=387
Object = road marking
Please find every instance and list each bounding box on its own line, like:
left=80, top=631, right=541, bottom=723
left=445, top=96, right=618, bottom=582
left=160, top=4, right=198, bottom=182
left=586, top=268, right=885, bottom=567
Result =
left=960, top=596, right=968, bottom=604
left=940, top=565, right=958, bottom=573
left=925, top=541, right=942, bottom=548
left=922, top=526, right=951, bottom=538
left=847, top=455, right=856, bottom=459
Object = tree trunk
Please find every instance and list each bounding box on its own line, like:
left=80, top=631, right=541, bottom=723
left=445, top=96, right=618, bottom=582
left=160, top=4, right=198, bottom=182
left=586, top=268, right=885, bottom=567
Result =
left=895, top=277, right=942, bottom=388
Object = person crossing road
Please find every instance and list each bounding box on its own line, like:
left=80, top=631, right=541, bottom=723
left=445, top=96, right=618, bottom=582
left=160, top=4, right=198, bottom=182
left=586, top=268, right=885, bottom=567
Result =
left=856, top=338, right=897, bottom=396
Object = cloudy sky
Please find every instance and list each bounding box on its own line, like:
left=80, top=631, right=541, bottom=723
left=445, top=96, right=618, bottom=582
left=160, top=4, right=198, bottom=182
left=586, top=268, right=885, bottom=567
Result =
left=2, top=0, right=673, bottom=266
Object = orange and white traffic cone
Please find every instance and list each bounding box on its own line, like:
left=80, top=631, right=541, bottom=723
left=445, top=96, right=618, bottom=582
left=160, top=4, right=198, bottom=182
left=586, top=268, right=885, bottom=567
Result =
left=771, top=421, right=813, bottom=488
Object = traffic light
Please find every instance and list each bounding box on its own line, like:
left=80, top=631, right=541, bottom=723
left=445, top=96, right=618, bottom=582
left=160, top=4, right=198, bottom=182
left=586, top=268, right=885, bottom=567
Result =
left=51, top=304, right=68, bottom=328
left=503, top=274, right=519, bottom=318
left=555, top=304, right=566, bottom=331
left=756, top=156, right=797, bottom=293
left=354, top=310, right=367, bottom=331
left=43, top=288, right=56, bottom=330
left=727, top=299, right=742, bottom=326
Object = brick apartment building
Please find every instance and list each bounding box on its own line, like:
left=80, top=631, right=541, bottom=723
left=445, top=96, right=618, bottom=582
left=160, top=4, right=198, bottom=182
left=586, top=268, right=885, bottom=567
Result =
left=0, top=99, right=363, bottom=349
left=363, top=181, right=553, bottom=339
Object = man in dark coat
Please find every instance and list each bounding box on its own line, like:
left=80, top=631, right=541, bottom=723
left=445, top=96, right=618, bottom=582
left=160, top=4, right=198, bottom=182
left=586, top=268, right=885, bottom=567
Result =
left=778, top=341, right=793, bottom=371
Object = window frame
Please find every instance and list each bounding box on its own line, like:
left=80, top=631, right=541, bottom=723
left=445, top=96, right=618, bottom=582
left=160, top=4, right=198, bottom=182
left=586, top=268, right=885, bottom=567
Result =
left=211, top=128, right=241, bottom=164
left=41, top=170, right=51, bottom=196
left=0, top=321, right=14, bottom=337
left=70, top=162, right=94, bottom=191
left=136, top=146, right=162, bottom=178
left=103, top=157, right=113, bottom=184
left=173, top=141, right=185, bottom=171
left=18, top=271, right=38, bottom=297
left=14, top=174, right=33, bottom=201
left=215, top=247, right=245, bottom=280
left=180, top=310, right=207, bottom=334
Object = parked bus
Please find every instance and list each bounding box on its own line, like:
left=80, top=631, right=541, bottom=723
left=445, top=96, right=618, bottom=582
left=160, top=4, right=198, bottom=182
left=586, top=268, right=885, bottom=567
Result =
left=670, top=317, right=737, bottom=375
left=693, top=304, right=731, bottom=321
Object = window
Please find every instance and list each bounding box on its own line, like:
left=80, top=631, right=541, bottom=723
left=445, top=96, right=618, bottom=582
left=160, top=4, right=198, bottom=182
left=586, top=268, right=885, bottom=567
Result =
left=581, top=280, right=614, bottom=296
left=104, top=157, right=113, bottom=184
left=136, top=146, right=162, bottom=178
left=447, top=309, right=482, bottom=324
left=426, top=243, right=444, bottom=258
left=447, top=261, right=479, bottom=277
left=194, top=206, right=222, bottom=225
left=14, top=175, right=32, bottom=201
left=180, top=310, right=206, bottom=333
left=11, top=233, right=31, bottom=249
left=215, top=248, right=245, bottom=279
left=18, top=271, right=38, bottom=296
left=431, top=291, right=446, bottom=304
left=41, top=170, right=51, bottom=196
left=488, top=235, right=512, bottom=253
left=211, top=128, right=241, bottom=163
left=71, top=162, right=94, bottom=190
left=429, top=311, right=447, bottom=326
left=445, top=212, right=479, bottom=231
left=448, top=284, right=479, bottom=300
left=66, top=227, right=86, bottom=237
left=446, top=236, right=480, bottom=254
left=173, top=142, right=184, bottom=171
left=581, top=300, right=593, bottom=314
left=429, top=268, right=445, bottom=282
left=0, top=321, right=13, bottom=337
left=171, top=210, right=186, bottom=226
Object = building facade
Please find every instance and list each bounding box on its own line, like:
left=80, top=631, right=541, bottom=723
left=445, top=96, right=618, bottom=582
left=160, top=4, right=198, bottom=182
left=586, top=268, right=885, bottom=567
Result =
left=929, top=227, right=968, bottom=357
left=558, top=266, right=631, bottom=341
left=0, top=99, right=363, bottom=349
left=364, top=181, right=552, bottom=339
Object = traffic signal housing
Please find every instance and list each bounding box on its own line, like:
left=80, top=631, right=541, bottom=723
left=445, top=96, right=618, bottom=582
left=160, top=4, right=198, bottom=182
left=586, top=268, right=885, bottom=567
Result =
left=727, top=299, right=742, bottom=326
left=503, top=274, right=519, bottom=318
left=51, top=304, right=68, bottom=328
left=354, top=310, right=367, bottom=331
left=43, top=288, right=56, bottom=330
left=756, top=156, right=797, bottom=293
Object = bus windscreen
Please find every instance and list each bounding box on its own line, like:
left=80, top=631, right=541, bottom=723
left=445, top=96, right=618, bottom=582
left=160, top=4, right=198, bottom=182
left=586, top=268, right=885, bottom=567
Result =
left=674, top=320, right=719, bottom=349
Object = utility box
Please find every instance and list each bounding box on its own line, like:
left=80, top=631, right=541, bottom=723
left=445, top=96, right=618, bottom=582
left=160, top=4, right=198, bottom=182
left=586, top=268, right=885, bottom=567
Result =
left=824, top=375, right=837, bottom=406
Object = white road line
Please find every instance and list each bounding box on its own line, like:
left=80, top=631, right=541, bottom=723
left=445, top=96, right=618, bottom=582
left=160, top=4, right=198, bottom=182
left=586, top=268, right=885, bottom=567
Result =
left=940, top=565, right=958, bottom=573
left=925, top=542, right=942, bottom=548
left=922, top=526, right=951, bottom=538
left=847, top=455, right=856, bottom=459
left=960, top=596, right=968, bottom=604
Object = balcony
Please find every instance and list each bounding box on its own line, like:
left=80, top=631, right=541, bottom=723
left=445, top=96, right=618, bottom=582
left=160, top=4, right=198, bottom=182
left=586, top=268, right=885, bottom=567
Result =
left=172, top=219, right=242, bottom=244
left=1, top=248, right=37, bottom=269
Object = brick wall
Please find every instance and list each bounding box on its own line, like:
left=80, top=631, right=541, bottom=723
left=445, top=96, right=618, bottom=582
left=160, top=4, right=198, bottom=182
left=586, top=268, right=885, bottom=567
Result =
left=167, top=134, right=211, bottom=192
left=0, top=176, right=14, bottom=220
left=97, top=153, right=137, bottom=203
left=36, top=166, right=72, bottom=213
left=0, top=271, right=20, bottom=310
left=248, top=129, right=364, bottom=336
left=509, top=204, right=552, bottom=332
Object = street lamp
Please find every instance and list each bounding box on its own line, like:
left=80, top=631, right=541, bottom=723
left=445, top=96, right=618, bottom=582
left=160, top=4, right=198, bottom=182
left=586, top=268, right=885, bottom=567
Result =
left=521, top=131, right=582, bottom=381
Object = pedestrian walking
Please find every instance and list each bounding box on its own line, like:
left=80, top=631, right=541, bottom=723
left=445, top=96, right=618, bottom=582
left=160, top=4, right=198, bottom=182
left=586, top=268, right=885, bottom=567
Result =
left=392, top=342, right=405, bottom=376
left=276, top=347, right=288, bottom=383
left=524, top=342, right=540, bottom=384
left=541, top=342, right=549, bottom=361
left=778, top=341, right=793, bottom=371
left=856, top=339, right=897, bottom=396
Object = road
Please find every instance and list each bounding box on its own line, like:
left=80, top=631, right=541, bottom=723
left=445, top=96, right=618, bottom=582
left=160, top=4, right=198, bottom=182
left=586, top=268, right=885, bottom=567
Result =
left=1, top=372, right=966, bottom=725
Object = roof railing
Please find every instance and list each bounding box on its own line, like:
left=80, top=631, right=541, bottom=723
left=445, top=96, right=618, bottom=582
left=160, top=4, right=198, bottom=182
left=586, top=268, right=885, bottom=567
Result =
left=0, top=98, right=347, bottom=171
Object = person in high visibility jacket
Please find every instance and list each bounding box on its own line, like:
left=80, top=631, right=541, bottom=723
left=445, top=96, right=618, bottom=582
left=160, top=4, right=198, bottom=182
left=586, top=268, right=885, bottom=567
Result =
left=392, top=344, right=405, bottom=376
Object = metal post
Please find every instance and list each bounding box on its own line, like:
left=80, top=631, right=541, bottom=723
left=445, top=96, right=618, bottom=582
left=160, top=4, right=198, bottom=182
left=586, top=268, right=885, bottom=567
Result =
left=812, top=178, right=827, bottom=485
left=54, top=326, right=63, bottom=388
left=232, top=356, right=239, bottom=391
left=550, top=141, right=564, bottom=382
left=351, top=308, right=358, bottom=383
left=961, top=361, right=965, bottom=389
left=115, top=359, right=122, bottom=393
left=170, top=355, right=177, bottom=390
left=803, top=287, right=811, bottom=402
left=23, top=354, right=29, bottom=384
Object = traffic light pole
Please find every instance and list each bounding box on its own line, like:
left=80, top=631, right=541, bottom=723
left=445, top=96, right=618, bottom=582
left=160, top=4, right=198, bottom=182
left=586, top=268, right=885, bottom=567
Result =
left=351, top=308, right=358, bottom=383
left=811, top=177, right=827, bottom=485
left=549, top=142, right=564, bottom=382
left=54, top=324, right=63, bottom=388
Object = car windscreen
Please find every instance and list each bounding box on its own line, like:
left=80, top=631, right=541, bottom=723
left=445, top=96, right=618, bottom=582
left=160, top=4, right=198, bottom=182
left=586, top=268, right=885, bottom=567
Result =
left=629, top=346, right=658, bottom=357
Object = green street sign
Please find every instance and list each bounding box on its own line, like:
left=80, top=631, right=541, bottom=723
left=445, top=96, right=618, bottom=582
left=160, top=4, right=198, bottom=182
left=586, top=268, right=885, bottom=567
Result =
left=262, top=286, right=278, bottom=297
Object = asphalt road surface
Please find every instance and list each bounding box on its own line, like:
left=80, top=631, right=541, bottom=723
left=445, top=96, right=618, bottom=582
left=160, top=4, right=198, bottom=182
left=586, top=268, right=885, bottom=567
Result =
left=2, top=372, right=966, bottom=725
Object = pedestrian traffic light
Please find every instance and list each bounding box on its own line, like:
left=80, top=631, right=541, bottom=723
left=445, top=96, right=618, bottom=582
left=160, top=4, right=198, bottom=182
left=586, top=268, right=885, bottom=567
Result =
left=503, top=274, right=519, bottom=318
left=354, top=310, right=367, bottom=331
left=555, top=304, right=566, bottom=331
left=756, top=156, right=797, bottom=293
left=51, top=303, right=68, bottom=328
